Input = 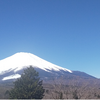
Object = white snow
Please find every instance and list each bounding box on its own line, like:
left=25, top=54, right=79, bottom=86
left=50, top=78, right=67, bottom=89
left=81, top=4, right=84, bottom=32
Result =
left=0, top=52, right=72, bottom=80
left=2, top=74, right=21, bottom=81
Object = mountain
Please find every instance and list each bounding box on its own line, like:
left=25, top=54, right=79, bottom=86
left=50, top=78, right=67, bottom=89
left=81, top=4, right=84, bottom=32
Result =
left=0, top=52, right=97, bottom=83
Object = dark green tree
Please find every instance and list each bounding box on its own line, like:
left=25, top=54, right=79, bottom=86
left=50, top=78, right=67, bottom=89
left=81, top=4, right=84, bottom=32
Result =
left=8, top=66, right=45, bottom=99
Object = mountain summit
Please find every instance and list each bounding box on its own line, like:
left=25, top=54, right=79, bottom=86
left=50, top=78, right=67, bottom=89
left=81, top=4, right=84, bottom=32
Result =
left=0, top=52, right=72, bottom=81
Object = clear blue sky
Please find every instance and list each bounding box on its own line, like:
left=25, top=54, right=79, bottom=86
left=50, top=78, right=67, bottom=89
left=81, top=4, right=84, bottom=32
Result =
left=0, top=0, right=100, bottom=78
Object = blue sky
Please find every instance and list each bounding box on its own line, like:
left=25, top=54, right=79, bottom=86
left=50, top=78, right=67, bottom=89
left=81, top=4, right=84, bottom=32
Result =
left=0, top=0, right=100, bottom=78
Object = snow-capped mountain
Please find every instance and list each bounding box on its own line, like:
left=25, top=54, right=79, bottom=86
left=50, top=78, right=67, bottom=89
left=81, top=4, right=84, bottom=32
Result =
left=0, top=52, right=96, bottom=83
left=0, top=52, right=72, bottom=81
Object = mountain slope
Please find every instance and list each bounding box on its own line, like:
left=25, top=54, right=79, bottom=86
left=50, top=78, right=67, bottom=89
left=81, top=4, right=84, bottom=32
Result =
left=0, top=52, right=72, bottom=81
left=0, top=52, right=97, bottom=82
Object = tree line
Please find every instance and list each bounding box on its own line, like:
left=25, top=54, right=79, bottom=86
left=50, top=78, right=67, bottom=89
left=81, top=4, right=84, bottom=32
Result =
left=0, top=66, right=100, bottom=99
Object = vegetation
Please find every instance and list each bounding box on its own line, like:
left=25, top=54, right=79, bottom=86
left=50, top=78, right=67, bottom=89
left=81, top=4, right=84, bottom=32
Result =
left=7, top=66, right=45, bottom=99
left=0, top=67, right=100, bottom=99
left=43, top=83, right=100, bottom=99
left=1, top=79, right=100, bottom=99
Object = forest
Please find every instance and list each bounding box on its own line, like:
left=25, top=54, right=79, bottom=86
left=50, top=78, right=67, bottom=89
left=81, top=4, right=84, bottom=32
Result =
left=0, top=78, right=100, bottom=99
left=0, top=66, right=100, bottom=99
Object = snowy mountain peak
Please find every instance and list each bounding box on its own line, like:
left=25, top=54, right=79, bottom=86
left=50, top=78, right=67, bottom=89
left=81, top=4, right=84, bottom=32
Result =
left=0, top=52, right=72, bottom=80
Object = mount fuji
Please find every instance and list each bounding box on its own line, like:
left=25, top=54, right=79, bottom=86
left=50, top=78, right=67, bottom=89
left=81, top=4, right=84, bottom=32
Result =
left=0, top=52, right=96, bottom=82
left=0, top=52, right=72, bottom=81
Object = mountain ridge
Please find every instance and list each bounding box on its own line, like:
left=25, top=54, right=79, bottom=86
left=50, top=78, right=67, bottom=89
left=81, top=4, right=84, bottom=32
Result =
left=0, top=52, right=72, bottom=73
left=0, top=52, right=72, bottom=81
left=0, top=52, right=97, bottom=82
